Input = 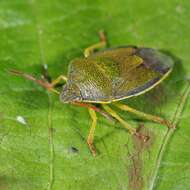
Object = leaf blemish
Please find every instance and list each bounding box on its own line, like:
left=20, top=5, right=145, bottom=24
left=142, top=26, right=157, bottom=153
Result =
left=16, top=115, right=31, bottom=134
left=127, top=124, right=155, bottom=190
left=68, top=146, right=79, bottom=154
left=16, top=115, right=27, bottom=125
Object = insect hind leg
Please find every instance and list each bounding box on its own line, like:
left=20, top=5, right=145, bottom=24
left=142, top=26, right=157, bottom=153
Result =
left=102, top=104, right=136, bottom=134
left=113, top=102, right=175, bottom=128
left=102, top=104, right=149, bottom=142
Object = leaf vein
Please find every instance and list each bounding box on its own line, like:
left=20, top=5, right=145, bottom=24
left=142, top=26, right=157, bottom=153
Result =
left=148, top=81, right=190, bottom=190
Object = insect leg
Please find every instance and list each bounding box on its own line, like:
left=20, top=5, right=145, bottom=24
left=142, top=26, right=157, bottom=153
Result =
left=50, top=75, right=67, bottom=86
left=113, top=103, right=174, bottom=128
left=87, top=108, right=98, bottom=156
left=84, top=30, right=107, bottom=57
left=72, top=102, right=115, bottom=123
left=102, top=105, right=148, bottom=141
left=102, top=105, right=137, bottom=134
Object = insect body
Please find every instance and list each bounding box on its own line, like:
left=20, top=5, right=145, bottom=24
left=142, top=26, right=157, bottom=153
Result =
left=61, top=46, right=173, bottom=104
left=11, top=31, right=174, bottom=156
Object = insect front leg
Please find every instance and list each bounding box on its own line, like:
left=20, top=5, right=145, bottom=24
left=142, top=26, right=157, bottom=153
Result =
left=113, top=103, right=175, bottom=128
left=84, top=30, right=107, bottom=57
left=50, top=75, right=67, bottom=86
left=87, top=108, right=98, bottom=156
left=40, top=75, right=68, bottom=93
left=42, top=75, right=68, bottom=94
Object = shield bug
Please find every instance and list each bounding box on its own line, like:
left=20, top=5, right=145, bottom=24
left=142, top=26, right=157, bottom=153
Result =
left=11, top=31, right=174, bottom=156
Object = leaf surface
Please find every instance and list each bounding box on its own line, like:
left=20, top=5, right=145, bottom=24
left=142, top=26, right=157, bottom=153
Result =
left=0, top=1, right=190, bottom=190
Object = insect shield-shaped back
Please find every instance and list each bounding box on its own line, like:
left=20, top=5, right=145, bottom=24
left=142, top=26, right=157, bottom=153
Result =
left=60, top=47, right=174, bottom=104
left=136, top=48, right=173, bottom=75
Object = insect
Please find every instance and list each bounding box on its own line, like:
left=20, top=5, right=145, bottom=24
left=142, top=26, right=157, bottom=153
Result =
left=11, top=31, right=174, bottom=156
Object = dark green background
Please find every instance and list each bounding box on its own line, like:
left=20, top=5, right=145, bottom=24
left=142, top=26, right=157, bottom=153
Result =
left=0, top=0, right=190, bottom=189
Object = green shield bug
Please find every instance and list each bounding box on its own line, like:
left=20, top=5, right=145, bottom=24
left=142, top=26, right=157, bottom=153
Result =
left=11, top=31, right=174, bottom=156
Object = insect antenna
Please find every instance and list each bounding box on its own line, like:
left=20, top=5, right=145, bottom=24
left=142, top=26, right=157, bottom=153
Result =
left=9, top=69, right=59, bottom=94
left=9, top=69, right=115, bottom=123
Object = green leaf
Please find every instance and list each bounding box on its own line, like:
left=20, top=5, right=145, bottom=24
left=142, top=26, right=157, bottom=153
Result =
left=0, top=1, right=190, bottom=190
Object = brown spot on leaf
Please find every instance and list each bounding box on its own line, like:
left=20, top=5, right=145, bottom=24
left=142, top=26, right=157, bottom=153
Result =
left=0, top=112, right=4, bottom=120
left=0, top=176, right=10, bottom=190
left=127, top=124, right=155, bottom=190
